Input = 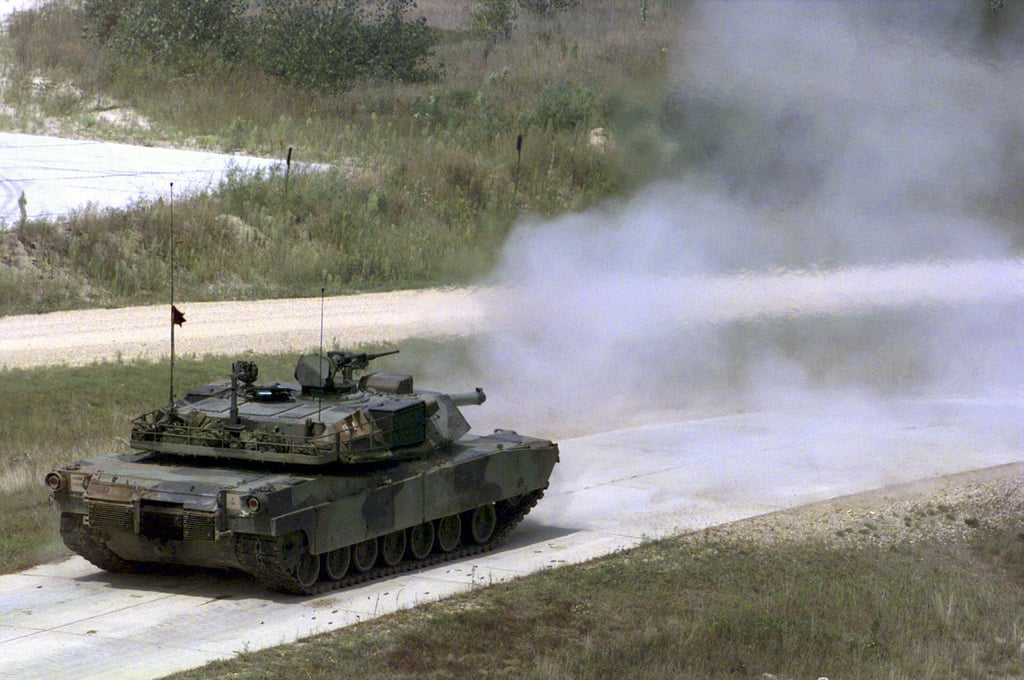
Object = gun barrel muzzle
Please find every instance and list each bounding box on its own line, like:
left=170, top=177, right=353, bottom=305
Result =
left=448, top=388, right=486, bottom=406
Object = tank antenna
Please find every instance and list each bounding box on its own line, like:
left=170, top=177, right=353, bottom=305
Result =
left=317, top=285, right=325, bottom=420
left=169, top=182, right=176, bottom=406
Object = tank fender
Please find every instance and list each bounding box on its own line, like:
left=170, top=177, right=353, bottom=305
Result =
left=269, top=502, right=330, bottom=543
left=311, top=474, right=427, bottom=554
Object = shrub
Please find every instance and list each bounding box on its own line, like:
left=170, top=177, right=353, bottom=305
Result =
left=518, top=0, right=581, bottom=18
left=529, top=83, right=596, bottom=131
left=470, top=0, right=517, bottom=44
left=83, top=0, right=244, bottom=67
left=82, top=0, right=437, bottom=90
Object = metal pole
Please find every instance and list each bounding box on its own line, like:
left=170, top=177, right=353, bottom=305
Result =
left=513, top=134, right=523, bottom=204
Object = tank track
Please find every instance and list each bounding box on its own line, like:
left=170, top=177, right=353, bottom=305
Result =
left=59, top=512, right=143, bottom=574
left=245, top=489, right=545, bottom=595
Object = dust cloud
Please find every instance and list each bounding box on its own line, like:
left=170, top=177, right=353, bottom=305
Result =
left=469, top=0, right=1024, bottom=437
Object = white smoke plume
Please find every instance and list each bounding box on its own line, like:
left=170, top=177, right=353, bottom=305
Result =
left=465, top=1, right=1024, bottom=438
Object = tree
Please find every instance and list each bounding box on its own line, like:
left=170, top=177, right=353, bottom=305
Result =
left=517, top=0, right=581, bottom=18
left=83, top=0, right=244, bottom=66
left=470, top=0, right=518, bottom=48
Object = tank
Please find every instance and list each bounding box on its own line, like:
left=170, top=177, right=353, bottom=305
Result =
left=45, top=349, right=559, bottom=594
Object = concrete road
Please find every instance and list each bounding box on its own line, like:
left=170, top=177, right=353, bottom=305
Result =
left=0, top=395, right=1020, bottom=680
left=0, top=132, right=284, bottom=224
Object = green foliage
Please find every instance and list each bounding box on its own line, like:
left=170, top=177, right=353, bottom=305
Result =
left=366, top=0, right=438, bottom=82
left=249, top=1, right=367, bottom=89
left=469, top=0, right=517, bottom=43
left=529, top=83, right=596, bottom=131
left=80, top=0, right=437, bottom=89
left=83, top=0, right=244, bottom=67
left=518, top=0, right=581, bottom=17
left=0, top=1, right=683, bottom=314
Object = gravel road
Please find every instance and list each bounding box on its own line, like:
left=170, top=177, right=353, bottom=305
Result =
left=0, top=287, right=485, bottom=369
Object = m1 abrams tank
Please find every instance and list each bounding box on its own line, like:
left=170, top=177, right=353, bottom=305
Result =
left=45, top=349, right=558, bottom=594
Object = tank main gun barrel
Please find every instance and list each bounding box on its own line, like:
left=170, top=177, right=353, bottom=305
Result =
left=448, top=388, right=486, bottom=406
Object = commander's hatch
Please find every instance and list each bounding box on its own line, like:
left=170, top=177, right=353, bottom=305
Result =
left=295, top=354, right=334, bottom=394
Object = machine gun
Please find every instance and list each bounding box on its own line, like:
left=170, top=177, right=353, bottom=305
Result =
left=327, top=349, right=400, bottom=382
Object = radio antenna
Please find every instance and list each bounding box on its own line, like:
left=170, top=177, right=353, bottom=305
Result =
left=169, top=182, right=176, bottom=406
left=317, top=285, right=325, bottom=420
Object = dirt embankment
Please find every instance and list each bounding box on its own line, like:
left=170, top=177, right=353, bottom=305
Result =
left=705, top=462, right=1024, bottom=551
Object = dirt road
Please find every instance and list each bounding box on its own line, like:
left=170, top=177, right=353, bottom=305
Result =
left=0, top=287, right=484, bottom=369
left=3, top=259, right=1020, bottom=371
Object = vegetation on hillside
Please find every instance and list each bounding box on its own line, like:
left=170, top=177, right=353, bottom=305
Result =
left=0, top=1, right=678, bottom=314
left=82, top=0, right=439, bottom=89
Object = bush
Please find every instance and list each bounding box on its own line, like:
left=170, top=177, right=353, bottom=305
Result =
left=518, top=0, right=581, bottom=18
left=82, top=0, right=437, bottom=89
left=529, top=83, right=596, bottom=131
left=470, top=0, right=517, bottom=44
left=83, top=0, right=244, bottom=67
left=249, top=1, right=367, bottom=88
left=364, top=0, right=438, bottom=82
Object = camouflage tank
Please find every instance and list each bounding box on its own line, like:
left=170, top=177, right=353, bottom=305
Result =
left=45, top=349, right=558, bottom=594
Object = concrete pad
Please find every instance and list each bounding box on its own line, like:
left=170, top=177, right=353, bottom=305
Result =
left=0, top=132, right=284, bottom=224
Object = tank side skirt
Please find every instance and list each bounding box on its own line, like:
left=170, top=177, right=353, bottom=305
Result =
left=241, top=488, right=546, bottom=595
left=309, top=446, right=554, bottom=554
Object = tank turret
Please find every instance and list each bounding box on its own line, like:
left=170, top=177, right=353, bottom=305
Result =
left=129, top=349, right=486, bottom=465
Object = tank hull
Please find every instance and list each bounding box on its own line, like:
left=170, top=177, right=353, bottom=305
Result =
left=50, top=430, right=558, bottom=593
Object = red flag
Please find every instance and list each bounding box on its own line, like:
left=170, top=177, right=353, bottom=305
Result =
left=171, top=305, right=186, bottom=327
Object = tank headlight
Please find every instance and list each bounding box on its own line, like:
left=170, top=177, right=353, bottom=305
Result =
left=45, top=472, right=64, bottom=492
left=246, top=495, right=263, bottom=513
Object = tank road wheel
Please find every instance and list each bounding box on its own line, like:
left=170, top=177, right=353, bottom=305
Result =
left=435, top=514, right=461, bottom=553
left=294, top=549, right=321, bottom=589
left=380, top=530, right=407, bottom=567
left=465, top=503, right=497, bottom=545
left=281, top=531, right=320, bottom=590
left=408, top=522, right=435, bottom=560
left=323, top=546, right=351, bottom=581
left=352, top=538, right=378, bottom=573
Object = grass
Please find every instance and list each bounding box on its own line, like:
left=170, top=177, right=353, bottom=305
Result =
left=163, top=520, right=1024, bottom=680
left=4, top=3, right=1024, bottom=677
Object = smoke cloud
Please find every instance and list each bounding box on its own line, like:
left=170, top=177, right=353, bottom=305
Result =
left=468, top=1, right=1024, bottom=437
